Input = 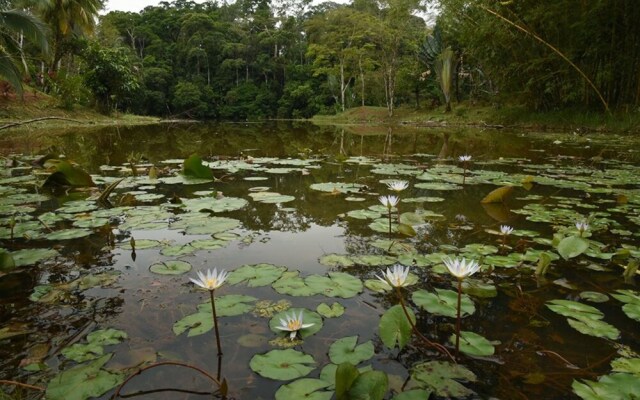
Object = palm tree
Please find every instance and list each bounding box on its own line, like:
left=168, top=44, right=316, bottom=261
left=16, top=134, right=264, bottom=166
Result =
left=27, top=0, right=103, bottom=71
left=0, top=7, right=48, bottom=94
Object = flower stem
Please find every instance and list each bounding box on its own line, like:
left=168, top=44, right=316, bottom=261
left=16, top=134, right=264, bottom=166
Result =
left=210, top=290, right=223, bottom=357
left=395, top=287, right=455, bottom=362
left=387, top=209, right=392, bottom=236
left=462, top=165, right=467, bottom=185
left=456, top=278, right=462, bottom=358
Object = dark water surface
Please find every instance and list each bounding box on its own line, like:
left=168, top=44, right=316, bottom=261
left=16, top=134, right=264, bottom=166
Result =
left=1, top=122, right=639, bottom=399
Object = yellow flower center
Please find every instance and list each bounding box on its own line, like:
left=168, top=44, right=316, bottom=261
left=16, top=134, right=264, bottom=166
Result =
left=206, top=278, right=218, bottom=288
left=287, top=320, right=301, bottom=331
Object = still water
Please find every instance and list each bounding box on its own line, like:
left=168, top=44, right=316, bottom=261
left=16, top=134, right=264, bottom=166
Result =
left=1, top=122, right=639, bottom=399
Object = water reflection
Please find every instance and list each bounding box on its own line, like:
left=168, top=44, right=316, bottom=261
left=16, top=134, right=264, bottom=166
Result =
left=1, top=122, right=639, bottom=399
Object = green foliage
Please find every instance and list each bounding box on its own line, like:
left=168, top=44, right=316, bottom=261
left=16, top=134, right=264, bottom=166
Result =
left=378, top=304, right=414, bottom=350
left=81, top=41, right=140, bottom=114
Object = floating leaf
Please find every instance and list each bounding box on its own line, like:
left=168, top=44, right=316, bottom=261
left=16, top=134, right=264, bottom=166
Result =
left=347, top=370, right=388, bottom=400
left=43, top=160, right=95, bottom=187
left=44, top=228, right=92, bottom=240
left=149, top=260, right=192, bottom=275
left=273, top=271, right=318, bottom=296
left=610, top=357, right=640, bottom=376
left=305, top=272, right=363, bottom=298
left=573, top=373, right=640, bottom=400
left=227, top=264, right=287, bottom=287
left=611, top=290, right=640, bottom=322
left=275, top=378, right=333, bottom=400
left=183, top=155, right=213, bottom=179
left=546, top=299, right=604, bottom=320
left=480, top=186, right=513, bottom=204
left=46, top=354, right=123, bottom=400
left=329, top=336, right=374, bottom=365
left=379, top=304, right=414, bottom=350
left=412, top=289, right=475, bottom=318
left=579, top=291, right=609, bottom=303
left=10, top=248, right=58, bottom=267
left=410, top=361, right=476, bottom=398
left=249, top=349, right=316, bottom=380
left=61, top=343, right=103, bottom=363
left=318, top=254, right=355, bottom=268
left=310, top=182, right=365, bottom=194
left=87, top=329, right=128, bottom=346
left=557, top=236, right=589, bottom=259
left=449, top=331, right=496, bottom=357
left=249, top=192, right=295, bottom=204
left=566, top=317, right=620, bottom=340
left=335, top=362, right=360, bottom=400
left=317, top=302, right=345, bottom=318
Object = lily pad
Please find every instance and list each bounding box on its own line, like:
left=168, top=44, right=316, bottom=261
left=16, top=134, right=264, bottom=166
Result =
left=275, top=378, right=333, bottom=400
left=249, top=349, right=316, bottom=380
left=412, top=289, right=475, bottom=318
left=573, top=373, right=640, bottom=400
left=44, top=228, right=92, bottom=240
left=149, top=260, right=192, bottom=275
left=557, top=236, right=589, bottom=259
left=317, top=302, right=345, bottom=318
left=318, top=254, right=355, bottom=268
left=10, top=248, right=59, bottom=267
left=379, top=304, right=414, bottom=350
left=227, top=264, right=287, bottom=287
left=305, top=272, right=363, bottom=298
left=579, top=291, right=609, bottom=303
left=410, top=361, right=476, bottom=398
left=329, top=336, right=374, bottom=365
left=249, top=191, right=296, bottom=204
left=310, top=182, right=365, bottom=194
left=449, top=331, right=496, bottom=357
left=46, top=354, right=123, bottom=400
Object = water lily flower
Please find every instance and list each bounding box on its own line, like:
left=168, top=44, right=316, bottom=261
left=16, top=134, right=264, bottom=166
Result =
left=386, top=180, right=409, bottom=192
left=377, top=265, right=411, bottom=288
left=459, top=155, right=472, bottom=162
left=275, top=310, right=314, bottom=340
left=190, top=268, right=228, bottom=291
left=500, top=225, right=514, bottom=235
left=379, top=195, right=399, bottom=209
left=443, top=257, right=481, bottom=279
left=575, top=221, right=589, bottom=232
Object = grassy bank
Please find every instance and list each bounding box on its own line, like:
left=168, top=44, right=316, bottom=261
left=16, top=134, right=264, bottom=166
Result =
left=313, top=103, right=640, bottom=134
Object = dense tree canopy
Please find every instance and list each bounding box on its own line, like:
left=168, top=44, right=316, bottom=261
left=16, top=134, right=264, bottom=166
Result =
left=2, top=0, right=638, bottom=117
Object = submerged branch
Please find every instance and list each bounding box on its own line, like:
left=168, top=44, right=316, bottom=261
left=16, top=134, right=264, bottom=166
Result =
left=0, top=117, right=88, bottom=131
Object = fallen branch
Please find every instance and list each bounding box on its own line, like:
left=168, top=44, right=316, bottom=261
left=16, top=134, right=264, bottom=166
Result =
left=0, top=117, right=88, bottom=131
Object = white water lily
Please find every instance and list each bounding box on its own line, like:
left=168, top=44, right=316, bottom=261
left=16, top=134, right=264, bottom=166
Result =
left=386, top=180, right=409, bottom=192
left=575, top=221, right=589, bottom=233
left=190, top=268, right=229, bottom=291
left=500, top=225, right=514, bottom=235
left=377, top=265, right=411, bottom=288
left=443, top=257, right=481, bottom=279
left=275, top=310, right=314, bottom=340
left=458, top=155, right=472, bottom=162
left=379, top=195, right=399, bottom=209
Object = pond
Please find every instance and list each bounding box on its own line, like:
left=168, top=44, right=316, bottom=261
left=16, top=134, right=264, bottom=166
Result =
left=1, top=122, right=640, bottom=399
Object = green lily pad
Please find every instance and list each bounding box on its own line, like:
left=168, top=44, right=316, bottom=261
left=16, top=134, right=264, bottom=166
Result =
left=412, top=289, right=475, bottom=318
left=46, top=354, right=123, bottom=400
left=171, top=215, right=240, bottom=235
left=249, top=349, right=316, bottom=380
left=275, top=378, right=333, bottom=400
left=227, top=264, right=287, bottom=287
left=449, top=331, right=496, bottom=357
left=329, top=336, right=374, bottom=365
left=87, top=328, right=128, bottom=345
left=573, top=373, right=640, bottom=400
left=610, top=357, right=640, bottom=376
left=310, top=182, right=365, bottom=194
left=249, top=192, right=296, bottom=204
left=392, top=389, right=433, bottom=399
left=149, top=260, right=192, bottom=275
left=368, top=218, right=398, bottom=233
left=119, top=239, right=162, bottom=250
left=44, top=228, right=92, bottom=240
left=350, top=255, right=397, bottom=267
left=318, top=254, right=355, bottom=268
left=379, top=304, right=414, bottom=350
left=174, top=295, right=257, bottom=336
left=579, top=291, right=609, bottom=303
left=182, top=196, right=248, bottom=213
left=566, top=317, right=620, bottom=340
left=10, top=248, right=59, bottom=267
left=183, top=154, right=213, bottom=179
left=269, top=308, right=322, bottom=338
left=347, top=370, right=388, bottom=400
left=410, top=361, right=476, bottom=398
left=316, top=302, right=345, bottom=318
left=273, top=271, right=318, bottom=296
left=346, top=209, right=382, bottom=220
left=72, top=217, right=109, bottom=229
left=43, top=160, right=95, bottom=187
left=305, top=272, right=363, bottom=298
left=546, top=299, right=604, bottom=320
left=461, top=279, right=498, bottom=298
left=557, top=236, right=589, bottom=259
left=61, top=343, right=104, bottom=363
left=611, top=290, right=640, bottom=322
left=363, top=273, right=418, bottom=293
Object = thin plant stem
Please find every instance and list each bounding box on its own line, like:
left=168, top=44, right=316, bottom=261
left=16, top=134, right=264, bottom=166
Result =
left=387, top=208, right=392, bottom=235
left=0, top=380, right=44, bottom=391
left=112, top=361, right=221, bottom=399
left=395, top=287, right=455, bottom=362
left=462, top=165, right=467, bottom=185
left=456, top=278, right=462, bottom=357
left=210, top=290, right=223, bottom=357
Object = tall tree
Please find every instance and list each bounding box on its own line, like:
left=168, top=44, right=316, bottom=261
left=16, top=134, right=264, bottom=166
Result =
left=0, top=7, right=48, bottom=93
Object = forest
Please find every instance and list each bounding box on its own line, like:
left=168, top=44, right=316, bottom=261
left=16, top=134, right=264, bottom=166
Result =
left=2, top=0, right=639, bottom=120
